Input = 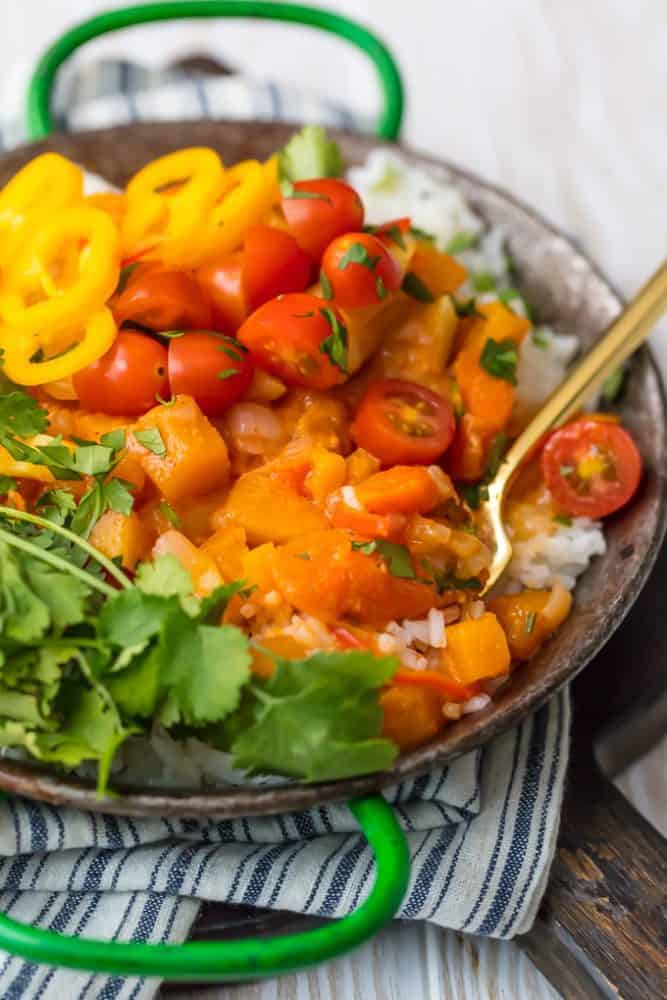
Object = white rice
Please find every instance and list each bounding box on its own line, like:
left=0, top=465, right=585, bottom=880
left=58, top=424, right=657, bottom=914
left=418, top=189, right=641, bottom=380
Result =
left=340, top=484, right=362, bottom=510
left=348, top=150, right=483, bottom=251
left=514, top=326, right=580, bottom=424
left=462, top=694, right=492, bottom=715
left=506, top=516, right=606, bottom=591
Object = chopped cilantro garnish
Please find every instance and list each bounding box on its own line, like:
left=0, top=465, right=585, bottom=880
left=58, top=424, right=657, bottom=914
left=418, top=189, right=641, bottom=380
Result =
left=376, top=276, right=388, bottom=299
left=471, top=272, right=497, bottom=293
left=601, top=365, right=626, bottom=403
left=320, top=270, right=333, bottom=300
left=524, top=611, right=537, bottom=635
left=531, top=329, right=549, bottom=350
left=133, top=427, right=166, bottom=456
left=318, top=307, right=349, bottom=373
left=401, top=272, right=435, bottom=302
left=409, top=225, right=436, bottom=243
left=100, top=429, right=126, bottom=451
left=480, top=338, right=518, bottom=384
left=553, top=514, right=573, bottom=527
left=217, top=369, right=239, bottom=380
left=0, top=475, right=17, bottom=495
left=159, top=500, right=180, bottom=527
left=454, top=298, right=484, bottom=319
left=445, top=231, right=479, bottom=254
left=278, top=125, right=343, bottom=193
left=337, top=242, right=380, bottom=272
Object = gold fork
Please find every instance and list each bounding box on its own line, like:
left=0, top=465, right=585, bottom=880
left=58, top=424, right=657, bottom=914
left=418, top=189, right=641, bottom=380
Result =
left=480, top=260, right=667, bottom=595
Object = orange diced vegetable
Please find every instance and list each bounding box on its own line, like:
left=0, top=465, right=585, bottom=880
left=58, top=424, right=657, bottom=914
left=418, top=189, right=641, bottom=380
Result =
left=447, top=414, right=490, bottom=483
left=392, top=668, right=477, bottom=702
left=131, top=395, right=230, bottom=505
left=200, top=522, right=248, bottom=581
left=381, top=684, right=444, bottom=750
left=444, top=612, right=511, bottom=684
left=409, top=241, right=467, bottom=296
left=304, top=450, right=347, bottom=504
left=224, top=468, right=327, bottom=545
left=241, top=542, right=277, bottom=596
left=489, top=584, right=572, bottom=660
left=108, top=454, right=146, bottom=497
left=74, top=411, right=131, bottom=443
left=355, top=466, right=441, bottom=515
left=272, top=531, right=352, bottom=621
left=152, top=529, right=223, bottom=596
left=251, top=634, right=309, bottom=678
left=345, top=448, right=381, bottom=485
left=328, top=493, right=407, bottom=541
left=90, top=510, right=153, bottom=571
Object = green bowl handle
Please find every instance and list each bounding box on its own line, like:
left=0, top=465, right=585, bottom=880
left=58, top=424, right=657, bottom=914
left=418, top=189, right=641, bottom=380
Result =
left=26, top=1, right=404, bottom=142
left=0, top=795, right=409, bottom=980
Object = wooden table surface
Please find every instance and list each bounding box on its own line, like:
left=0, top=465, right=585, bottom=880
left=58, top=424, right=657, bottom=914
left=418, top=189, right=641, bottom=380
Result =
left=4, top=2, right=665, bottom=996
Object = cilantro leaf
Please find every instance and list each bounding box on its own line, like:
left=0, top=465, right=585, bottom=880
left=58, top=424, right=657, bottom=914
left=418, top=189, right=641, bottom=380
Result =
left=601, top=365, right=626, bottom=403
left=374, top=540, right=415, bottom=579
left=0, top=539, right=50, bottom=642
left=479, top=338, right=518, bottom=384
left=36, top=489, right=77, bottom=525
left=471, top=271, right=497, bottom=293
left=319, top=307, right=349, bottom=373
left=445, top=231, right=479, bottom=254
left=159, top=500, right=180, bottom=527
left=231, top=650, right=398, bottom=781
left=115, top=261, right=139, bottom=296
left=100, top=429, right=126, bottom=451
left=409, top=225, right=435, bottom=243
left=69, top=482, right=106, bottom=538
left=278, top=126, right=343, bottom=191
left=337, top=242, right=380, bottom=272
left=0, top=476, right=17, bottom=495
left=104, top=478, right=134, bottom=517
left=23, top=559, right=91, bottom=633
left=98, top=588, right=180, bottom=647
left=319, top=270, right=333, bottom=300
left=135, top=554, right=193, bottom=598
left=454, top=298, right=484, bottom=319
left=0, top=391, right=49, bottom=437
left=133, top=427, right=166, bottom=456
left=401, top=272, right=435, bottom=302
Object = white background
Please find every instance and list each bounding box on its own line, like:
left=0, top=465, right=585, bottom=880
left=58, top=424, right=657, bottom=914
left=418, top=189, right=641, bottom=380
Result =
left=2, top=2, right=666, bottom=997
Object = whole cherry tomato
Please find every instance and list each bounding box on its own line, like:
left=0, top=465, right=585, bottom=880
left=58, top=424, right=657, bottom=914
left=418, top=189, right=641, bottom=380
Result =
left=541, top=418, right=642, bottom=518
left=351, top=379, right=456, bottom=465
left=196, top=252, right=248, bottom=334
left=281, top=179, right=364, bottom=261
left=237, top=293, right=348, bottom=390
left=321, top=232, right=402, bottom=308
left=242, top=225, right=312, bottom=310
left=167, top=331, right=254, bottom=416
left=73, top=329, right=169, bottom=415
left=112, top=263, right=212, bottom=331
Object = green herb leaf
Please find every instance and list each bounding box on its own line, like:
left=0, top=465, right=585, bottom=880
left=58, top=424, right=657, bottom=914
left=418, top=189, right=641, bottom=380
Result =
left=133, top=427, right=166, bottom=457
left=601, top=365, right=626, bottom=403
left=159, top=500, right=180, bottom=527
left=351, top=540, right=377, bottom=555
left=374, top=540, right=415, bottom=579
left=135, top=554, right=193, bottom=599
left=0, top=391, right=49, bottom=438
left=376, top=276, right=388, bottom=299
left=0, top=475, right=17, bottom=495
left=524, top=611, right=537, bottom=635
left=459, top=483, right=489, bottom=510
left=531, top=329, right=549, bottom=350
left=429, top=569, right=482, bottom=593
left=553, top=514, right=573, bottom=527
left=337, top=242, right=380, bottom=272
left=409, top=226, right=435, bottom=243
left=71, top=444, right=115, bottom=477
left=484, top=432, right=509, bottom=480
left=318, top=307, right=349, bottom=373
left=100, top=429, right=126, bottom=452
left=401, top=272, right=435, bottom=302
left=217, top=369, right=239, bottom=380
left=454, top=298, right=484, bottom=319
left=319, top=270, right=333, bottom=300
left=278, top=125, right=343, bottom=191
left=471, top=271, right=497, bottom=293
left=104, top=478, right=134, bottom=517
left=231, top=650, right=398, bottom=781
left=156, top=329, right=186, bottom=340
left=479, top=338, right=518, bottom=384
left=560, top=464, right=574, bottom=476
left=115, top=261, right=139, bottom=296
left=69, top=482, right=105, bottom=538
left=444, top=231, right=479, bottom=254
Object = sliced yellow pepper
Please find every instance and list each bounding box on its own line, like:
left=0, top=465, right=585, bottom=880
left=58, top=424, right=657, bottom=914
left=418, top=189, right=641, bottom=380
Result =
left=121, top=147, right=224, bottom=263
left=1, top=308, right=117, bottom=385
left=86, top=191, right=127, bottom=230
left=0, top=205, right=120, bottom=334
left=0, top=154, right=83, bottom=265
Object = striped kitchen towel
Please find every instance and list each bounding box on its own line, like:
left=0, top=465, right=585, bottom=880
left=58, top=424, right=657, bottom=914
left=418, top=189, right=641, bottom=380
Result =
left=0, top=58, right=570, bottom=999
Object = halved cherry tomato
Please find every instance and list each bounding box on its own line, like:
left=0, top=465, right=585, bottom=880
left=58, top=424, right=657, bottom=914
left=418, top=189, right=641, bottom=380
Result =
left=111, top=263, right=212, bottom=331
left=196, top=252, right=248, bottom=334
left=73, top=329, right=169, bottom=415
left=237, top=293, right=347, bottom=390
left=321, top=232, right=402, bottom=309
left=282, top=179, right=364, bottom=261
left=167, top=331, right=254, bottom=416
left=243, top=224, right=312, bottom=310
left=351, top=379, right=456, bottom=466
left=541, top=419, right=642, bottom=518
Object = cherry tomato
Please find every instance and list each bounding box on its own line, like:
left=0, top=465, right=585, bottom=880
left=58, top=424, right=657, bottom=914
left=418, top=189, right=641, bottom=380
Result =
left=112, top=263, right=212, bottom=331
left=351, top=379, right=456, bottom=465
left=196, top=252, right=248, bottom=334
left=321, top=232, right=402, bottom=309
left=237, top=293, right=347, bottom=390
left=167, top=331, right=254, bottom=416
left=541, top=418, right=642, bottom=518
left=73, top=329, right=169, bottom=415
left=243, top=225, right=312, bottom=310
left=282, top=179, right=364, bottom=261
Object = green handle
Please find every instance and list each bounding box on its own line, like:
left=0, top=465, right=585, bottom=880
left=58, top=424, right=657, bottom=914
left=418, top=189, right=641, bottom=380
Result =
left=26, top=1, right=404, bottom=142
left=0, top=796, right=409, bottom=979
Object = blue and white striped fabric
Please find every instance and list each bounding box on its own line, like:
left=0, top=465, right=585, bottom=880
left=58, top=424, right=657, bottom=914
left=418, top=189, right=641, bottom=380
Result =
left=0, top=60, right=571, bottom=998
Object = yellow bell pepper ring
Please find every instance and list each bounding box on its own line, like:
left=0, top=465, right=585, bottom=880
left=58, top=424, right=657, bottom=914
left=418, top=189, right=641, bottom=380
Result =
left=122, top=147, right=224, bottom=259
left=0, top=205, right=120, bottom=334
left=1, top=307, right=117, bottom=386
left=0, top=154, right=83, bottom=264
left=85, top=191, right=127, bottom=230
left=183, top=159, right=279, bottom=267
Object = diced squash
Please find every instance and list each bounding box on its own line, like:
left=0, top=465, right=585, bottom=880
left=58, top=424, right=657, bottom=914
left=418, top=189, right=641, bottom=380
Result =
left=74, top=411, right=132, bottom=443
left=272, top=531, right=352, bottom=621
left=90, top=510, right=153, bottom=571
left=245, top=368, right=287, bottom=403
left=343, top=296, right=413, bottom=372
left=356, top=466, right=441, bottom=515
left=447, top=413, right=490, bottom=482
left=200, top=521, right=248, bottom=581
left=241, top=542, right=277, bottom=597
left=489, top=584, right=572, bottom=660
left=381, top=684, right=444, bottom=750
left=130, top=395, right=229, bottom=504
left=304, top=450, right=347, bottom=503
left=410, top=241, right=467, bottom=296
left=327, top=492, right=407, bottom=541
left=251, top=634, right=309, bottom=678
left=369, top=296, right=458, bottom=390
left=152, top=529, right=223, bottom=596
left=108, top=454, right=146, bottom=497
left=346, top=448, right=381, bottom=485
left=223, top=468, right=327, bottom=545
left=444, top=612, right=511, bottom=684
left=172, top=489, right=230, bottom=545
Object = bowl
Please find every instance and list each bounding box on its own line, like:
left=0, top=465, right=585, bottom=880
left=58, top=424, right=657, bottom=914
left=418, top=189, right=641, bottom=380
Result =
left=0, top=121, right=664, bottom=816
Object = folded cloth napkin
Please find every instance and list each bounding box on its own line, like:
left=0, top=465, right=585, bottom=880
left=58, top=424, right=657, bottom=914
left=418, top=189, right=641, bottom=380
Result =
left=0, top=59, right=570, bottom=999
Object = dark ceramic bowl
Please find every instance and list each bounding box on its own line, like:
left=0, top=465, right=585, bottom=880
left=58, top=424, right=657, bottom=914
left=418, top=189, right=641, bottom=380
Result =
left=0, top=122, right=664, bottom=817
